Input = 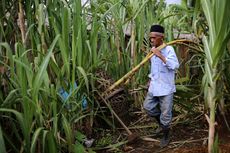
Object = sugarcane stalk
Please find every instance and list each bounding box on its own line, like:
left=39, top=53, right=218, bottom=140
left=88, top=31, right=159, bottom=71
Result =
left=106, top=39, right=191, bottom=93
left=18, top=0, right=26, bottom=45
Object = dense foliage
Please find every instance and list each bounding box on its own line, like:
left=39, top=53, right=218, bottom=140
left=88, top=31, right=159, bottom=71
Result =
left=0, top=0, right=229, bottom=152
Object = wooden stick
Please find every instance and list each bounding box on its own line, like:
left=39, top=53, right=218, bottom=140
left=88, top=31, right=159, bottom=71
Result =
left=104, top=88, right=124, bottom=100
left=117, top=124, right=156, bottom=130
left=171, top=137, right=208, bottom=144
left=141, top=137, right=159, bottom=142
left=99, top=94, right=133, bottom=135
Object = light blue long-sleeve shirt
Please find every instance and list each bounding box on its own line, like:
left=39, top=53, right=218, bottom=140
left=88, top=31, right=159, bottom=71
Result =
left=148, top=45, right=179, bottom=96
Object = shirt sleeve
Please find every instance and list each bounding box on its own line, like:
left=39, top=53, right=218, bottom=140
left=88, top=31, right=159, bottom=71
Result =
left=163, top=46, right=179, bottom=70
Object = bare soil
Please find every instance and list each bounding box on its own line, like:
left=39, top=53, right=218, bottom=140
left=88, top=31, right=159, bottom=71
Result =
left=92, top=104, right=230, bottom=153
left=94, top=110, right=230, bottom=153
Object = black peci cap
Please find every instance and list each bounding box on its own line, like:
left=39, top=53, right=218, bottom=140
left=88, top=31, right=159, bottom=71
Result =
left=150, top=25, right=164, bottom=33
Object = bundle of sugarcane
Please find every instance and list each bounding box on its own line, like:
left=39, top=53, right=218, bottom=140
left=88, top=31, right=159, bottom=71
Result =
left=106, top=39, right=193, bottom=93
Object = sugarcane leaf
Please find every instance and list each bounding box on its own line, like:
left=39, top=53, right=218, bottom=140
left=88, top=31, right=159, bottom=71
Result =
left=42, top=130, right=48, bottom=153
left=76, top=131, right=86, bottom=142
left=77, top=66, right=89, bottom=93
left=46, top=131, right=57, bottom=153
left=73, top=141, right=85, bottom=153
left=204, top=59, right=213, bottom=85
left=202, top=36, right=213, bottom=66
left=1, top=89, right=19, bottom=107
left=62, top=115, right=73, bottom=151
left=0, top=126, right=6, bottom=153
left=32, top=35, right=60, bottom=98
left=0, top=109, right=25, bottom=141
left=202, top=0, right=215, bottom=46
left=30, top=127, right=44, bottom=153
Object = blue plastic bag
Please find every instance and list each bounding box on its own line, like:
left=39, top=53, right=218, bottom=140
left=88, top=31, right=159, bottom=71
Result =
left=58, top=82, right=87, bottom=110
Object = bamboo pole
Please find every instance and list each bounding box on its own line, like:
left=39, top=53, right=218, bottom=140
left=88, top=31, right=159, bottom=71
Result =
left=106, top=39, right=192, bottom=93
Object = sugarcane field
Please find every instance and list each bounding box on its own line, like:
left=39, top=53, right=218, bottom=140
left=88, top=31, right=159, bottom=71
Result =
left=1, top=0, right=230, bottom=153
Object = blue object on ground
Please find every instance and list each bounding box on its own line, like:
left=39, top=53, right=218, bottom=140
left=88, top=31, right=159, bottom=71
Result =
left=58, top=81, right=87, bottom=110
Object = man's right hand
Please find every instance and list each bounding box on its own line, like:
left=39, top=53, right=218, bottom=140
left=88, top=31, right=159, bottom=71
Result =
left=151, top=47, right=166, bottom=63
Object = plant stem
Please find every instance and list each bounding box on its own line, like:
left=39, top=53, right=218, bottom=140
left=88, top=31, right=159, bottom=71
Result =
left=18, top=0, right=26, bottom=45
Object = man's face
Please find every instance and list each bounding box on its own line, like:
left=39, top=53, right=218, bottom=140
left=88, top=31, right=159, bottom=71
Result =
left=149, top=32, right=163, bottom=47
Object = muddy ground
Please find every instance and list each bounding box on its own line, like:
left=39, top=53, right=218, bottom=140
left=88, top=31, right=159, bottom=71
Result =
left=93, top=109, right=230, bottom=153
left=123, top=110, right=230, bottom=153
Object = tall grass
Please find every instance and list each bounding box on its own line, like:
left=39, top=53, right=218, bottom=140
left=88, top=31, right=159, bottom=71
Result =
left=0, top=0, right=225, bottom=152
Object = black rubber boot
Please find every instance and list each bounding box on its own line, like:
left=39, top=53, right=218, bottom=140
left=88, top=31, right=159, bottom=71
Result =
left=160, top=126, right=170, bottom=148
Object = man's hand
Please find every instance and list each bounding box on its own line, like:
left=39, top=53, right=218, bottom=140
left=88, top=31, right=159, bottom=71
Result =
left=151, top=48, right=166, bottom=63
left=151, top=48, right=162, bottom=57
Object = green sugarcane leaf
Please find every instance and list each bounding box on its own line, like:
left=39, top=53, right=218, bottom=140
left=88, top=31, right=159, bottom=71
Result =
left=32, top=35, right=60, bottom=98
left=204, top=60, right=213, bottom=85
left=30, top=127, right=44, bottom=153
left=42, top=130, right=48, bottom=153
left=202, top=0, right=215, bottom=46
left=73, top=141, right=85, bottom=153
left=76, top=131, right=86, bottom=142
left=0, top=109, right=25, bottom=141
left=62, top=7, right=70, bottom=52
left=46, top=131, right=57, bottom=153
left=77, top=66, right=89, bottom=93
left=1, top=89, right=19, bottom=107
left=0, top=126, right=6, bottom=153
left=62, top=115, right=73, bottom=152
left=202, top=36, right=213, bottom=66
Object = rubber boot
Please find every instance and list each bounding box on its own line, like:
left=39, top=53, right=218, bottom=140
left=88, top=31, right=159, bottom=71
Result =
left=160, top=126, right=170, bottom=148
left=153, top=116, right=163, bottom=134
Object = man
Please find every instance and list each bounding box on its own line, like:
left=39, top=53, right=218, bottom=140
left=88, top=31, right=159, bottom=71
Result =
left=143, top=24, right=179, bottom=148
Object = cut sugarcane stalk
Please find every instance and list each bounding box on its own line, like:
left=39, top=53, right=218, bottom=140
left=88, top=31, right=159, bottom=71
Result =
left=106, top=39, right=191, bottom=93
